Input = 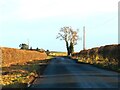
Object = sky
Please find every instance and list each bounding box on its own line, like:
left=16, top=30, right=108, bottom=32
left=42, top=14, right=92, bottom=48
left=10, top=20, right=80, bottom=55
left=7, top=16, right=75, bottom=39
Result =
left=0, top=0, right=119, bottom=52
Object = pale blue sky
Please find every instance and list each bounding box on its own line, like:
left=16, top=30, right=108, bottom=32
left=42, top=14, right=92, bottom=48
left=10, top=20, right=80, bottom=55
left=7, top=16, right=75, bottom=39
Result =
left=0, top=0, right=119, bottom=52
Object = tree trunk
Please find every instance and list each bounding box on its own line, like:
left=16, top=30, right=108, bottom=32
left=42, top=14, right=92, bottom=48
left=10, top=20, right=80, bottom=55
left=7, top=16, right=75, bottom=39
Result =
left=65, top=40, right=70, bottom=56
left=69, top=42, right=74, bottom=55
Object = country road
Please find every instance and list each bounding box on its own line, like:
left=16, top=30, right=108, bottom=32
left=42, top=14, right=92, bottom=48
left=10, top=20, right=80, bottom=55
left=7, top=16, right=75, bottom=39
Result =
left=30, top=57, right=119, bottom=89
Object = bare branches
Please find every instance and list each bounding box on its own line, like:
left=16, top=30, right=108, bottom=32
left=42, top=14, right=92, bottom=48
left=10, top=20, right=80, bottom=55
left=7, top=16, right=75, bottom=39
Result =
left=56, top=33, right=65, bottom=40
left=56, top=26, right=79, bottom=55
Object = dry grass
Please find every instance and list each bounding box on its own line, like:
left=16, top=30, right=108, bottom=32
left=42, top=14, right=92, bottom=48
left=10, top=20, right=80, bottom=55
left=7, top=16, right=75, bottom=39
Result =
left=72, top=44, right=120, bottom=72
left=1, top=59, right=50, bottom=88
left=0, top=47, right=47, bottom=67
left=49, top=52, right=67, bottom=56
left=0, top=47, right=50, bottom=88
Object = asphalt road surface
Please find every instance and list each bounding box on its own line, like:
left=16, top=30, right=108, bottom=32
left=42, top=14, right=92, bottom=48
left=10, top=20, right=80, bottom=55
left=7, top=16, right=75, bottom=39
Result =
left=30, top=57, right=119, bottom=89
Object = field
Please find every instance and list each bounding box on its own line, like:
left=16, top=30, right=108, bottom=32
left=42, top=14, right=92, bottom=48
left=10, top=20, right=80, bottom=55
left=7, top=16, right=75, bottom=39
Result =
left=0, top=47, right=47, bottom=67
left=1, top=58, right=51, bottom=89
left=0, top=47, right=50, bottom=88
left=49, top=51, right=67, bottom=56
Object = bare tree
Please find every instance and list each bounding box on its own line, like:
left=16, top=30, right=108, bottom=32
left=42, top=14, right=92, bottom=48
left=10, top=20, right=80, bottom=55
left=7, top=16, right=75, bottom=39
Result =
left=56, top=26, right=79, bottom=56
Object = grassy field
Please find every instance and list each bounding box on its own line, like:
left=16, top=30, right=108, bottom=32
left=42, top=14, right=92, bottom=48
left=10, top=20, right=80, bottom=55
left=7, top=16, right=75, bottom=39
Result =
left=49, top=51, right=67, bottom=56
left=1, top=47, right=47, bottom=67
left=1, top=57, right=51, bottom=89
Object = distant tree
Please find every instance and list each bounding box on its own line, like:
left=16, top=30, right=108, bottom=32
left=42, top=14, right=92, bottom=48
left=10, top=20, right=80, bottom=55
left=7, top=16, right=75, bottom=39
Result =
left=56, top=26, right=79, bottom=56
left=30, top=47, right=32, bottom=50
left=19, top=43, right=29, bottom=50
left=36, top=47, right=39, bottom=51
left=46, top=49, right=50, bottom=55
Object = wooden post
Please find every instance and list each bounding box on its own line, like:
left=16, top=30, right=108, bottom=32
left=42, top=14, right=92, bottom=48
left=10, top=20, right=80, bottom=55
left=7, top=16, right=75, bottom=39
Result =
left=83, top=26, right=85, bottom=50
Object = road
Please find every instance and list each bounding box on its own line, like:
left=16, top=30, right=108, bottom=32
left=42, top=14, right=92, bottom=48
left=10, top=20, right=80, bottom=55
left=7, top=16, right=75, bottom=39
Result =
left=30, top=57, right=119, bottom=89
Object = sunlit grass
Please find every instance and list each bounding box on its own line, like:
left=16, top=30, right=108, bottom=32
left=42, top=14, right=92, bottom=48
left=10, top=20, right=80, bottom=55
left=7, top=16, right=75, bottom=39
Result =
left=72, top=44, right=120, bottom=72
left=76, top=57, right=119, bottom=72
left=1, top=59, right=50, bottom=88
left=46, top=55, right=54, bottom=59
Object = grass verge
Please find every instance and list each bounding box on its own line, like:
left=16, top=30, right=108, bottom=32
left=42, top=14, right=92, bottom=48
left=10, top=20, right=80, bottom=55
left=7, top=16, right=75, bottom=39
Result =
left=73, top=59, right=120, bottom=73
left=1, top=58, right=51, bottom=89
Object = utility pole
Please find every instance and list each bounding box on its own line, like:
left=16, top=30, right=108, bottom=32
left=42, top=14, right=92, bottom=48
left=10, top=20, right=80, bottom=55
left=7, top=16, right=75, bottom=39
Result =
left=118, top=1, right=120, bottom=66
left=83, top=26, right=85, bottom=50
left=27, top=39, right=29, bottom=49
